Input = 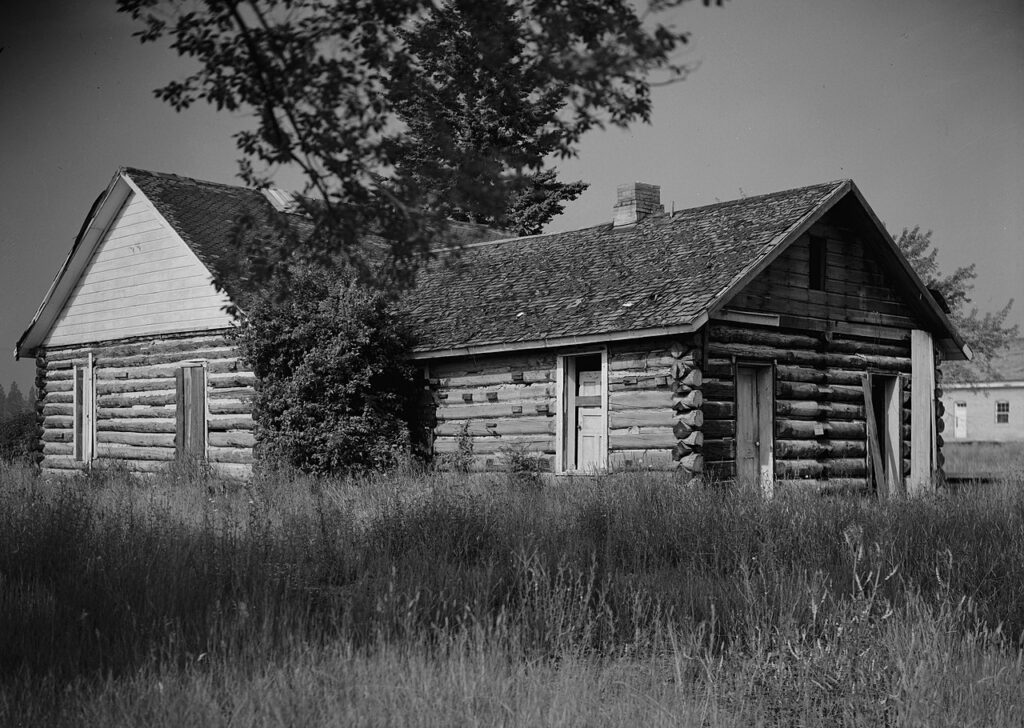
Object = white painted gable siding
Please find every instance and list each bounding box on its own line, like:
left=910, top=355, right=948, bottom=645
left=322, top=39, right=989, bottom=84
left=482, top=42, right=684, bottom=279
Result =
left=45, top=190, right=234, bottom=347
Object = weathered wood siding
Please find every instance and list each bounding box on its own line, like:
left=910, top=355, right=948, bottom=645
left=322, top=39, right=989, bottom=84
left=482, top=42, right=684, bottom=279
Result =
left=707, top=219, right=943, bottom=492
left=44, top=190, right=234, bottom=347
left=35, top=332, right=254, bottom=480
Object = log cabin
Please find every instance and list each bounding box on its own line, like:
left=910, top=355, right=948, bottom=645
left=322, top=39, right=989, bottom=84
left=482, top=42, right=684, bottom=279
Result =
left=16, top=169, right=969, bottom=495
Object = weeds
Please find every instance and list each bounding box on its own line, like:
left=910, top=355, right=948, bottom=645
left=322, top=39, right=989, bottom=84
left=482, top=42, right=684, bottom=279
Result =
left=1, top=461, right=1022, bottom=726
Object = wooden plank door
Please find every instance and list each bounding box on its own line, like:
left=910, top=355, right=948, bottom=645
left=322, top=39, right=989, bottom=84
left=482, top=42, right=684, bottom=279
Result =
left=736, top=364, right=774, bottom=495
left=176, top=364, right=207, bottom=459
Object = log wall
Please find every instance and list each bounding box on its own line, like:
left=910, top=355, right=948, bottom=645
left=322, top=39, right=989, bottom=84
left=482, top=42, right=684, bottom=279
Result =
left=428, top=336, right=705, bottom=475
left=429, top=352, right=558, bottom=472
left=35, top=331, right=254, bottom=480
left=706, top=218, right=945, bottom=492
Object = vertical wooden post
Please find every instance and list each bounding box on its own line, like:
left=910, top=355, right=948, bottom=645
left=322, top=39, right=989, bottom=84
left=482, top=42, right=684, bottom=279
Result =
left=909, top=330, right=935, bottom=495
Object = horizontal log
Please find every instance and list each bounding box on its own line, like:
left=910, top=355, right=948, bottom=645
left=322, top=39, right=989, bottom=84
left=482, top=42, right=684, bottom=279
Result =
left=438, top=401, right=552, bottom=420
left=45, top=379, right=73, bottom=393
left=610, top=409, right=673, bottom=429
left=676, top=410, right=703, bottom=428
left=609, top=352, right=676, bottom=371
left=775, top=400, right=864, bottom=420
left=207, top=387, right=255, bottom=401
left=94, top=418, right=177, bottom=434
left=97, top=406, right=176, bottom=419
left=207, top=446, right=255, bottom=464
left=438, top=383, right=552, bottom=403
left=702, top=419, right=734, bottom=438
left=610, top=376, right=671, bottom=392
left=708, top=324, right=819, bottom=350
left=776, top=382, right=864, bottom=403
left=43, top=415, right=74, bottom=429
left=96, top=348, right=239, bottom=369
left=208, top=416, right=255, bottom=431
left=707, top=342, right=910, bottom=371
left=94, top=359, right=249, bottom=381
left=42, top=430, right=73, bottom=443
left=775, top=458, right=867, bottom=478
left=97, top=391, right=177, bottom=408
left=45, top=368, right=74, bottom=380
left=776, top=420, right=866, bottom=439
left=431, top=354, right=555, bottom=379
left=702, top=440, right=735, bottom=461
left=42, top=442, right=74, bottom=455
left=775, top=439, right=866, bottom=459
left=435, top=417, right=554, bottom=437
left=609, top=427, right=678, bottom=451
left=609, top=390, right=672, bottom=411
left=208, top=431, right=256, bottom=448
left=95, top=444, right=176, bottom=461
left=700, top=381, right=733, bottom=400
left=433, top=435, right=554, bottom=456
left=703, top=358, right=732, bottom=379
left=42, top=403, right=73, bottom=417
left=775, top=366, right=868, bottom=386
left=209, top=372, right=257, bottom=388
left=703, top=401, right=734, bottom=419
left=44, top=335, right=231, bottom=362
left=208, top=401, right=252, bottom=415
left=44, top=391, right=73, bottom=404
left=42, top=458, right=86, bottom=473
left=97, top=431, right=175, bottom=447
left=96, top=378, right=175, bottom=395
left=438, top=370, right=554, bottom=388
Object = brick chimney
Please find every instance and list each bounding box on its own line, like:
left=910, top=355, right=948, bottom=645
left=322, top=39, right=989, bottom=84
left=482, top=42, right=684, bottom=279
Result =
left=613, top=182, right=664, bottom=226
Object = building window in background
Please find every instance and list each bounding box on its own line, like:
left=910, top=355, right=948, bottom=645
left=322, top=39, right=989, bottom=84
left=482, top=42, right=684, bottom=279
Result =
left=996, top=401, right=1009, bottom=424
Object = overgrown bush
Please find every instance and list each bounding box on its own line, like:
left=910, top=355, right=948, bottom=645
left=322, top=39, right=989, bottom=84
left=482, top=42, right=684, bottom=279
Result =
left=235, top=265, right=424, bottom=476
left=0, top=410, right=36, bottom=463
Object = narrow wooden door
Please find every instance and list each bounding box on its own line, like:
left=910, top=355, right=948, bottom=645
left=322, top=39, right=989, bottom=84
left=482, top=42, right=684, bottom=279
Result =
left=575, top=367, right=605, bottom=472
left=736, top=365, right=774, bottom=495
left=176, top=364, right=207, bottom=459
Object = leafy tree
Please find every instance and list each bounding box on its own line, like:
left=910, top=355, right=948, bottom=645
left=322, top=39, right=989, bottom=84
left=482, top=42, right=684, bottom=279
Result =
left=234, top=265, right=423, bottom=475
left=389, top=3, right=589, bottom=235
left=0, top=383, right=6, bottom=422
left=896, top=226, right=1018, bottom=380
left=118, top=0, right=721, bottom=283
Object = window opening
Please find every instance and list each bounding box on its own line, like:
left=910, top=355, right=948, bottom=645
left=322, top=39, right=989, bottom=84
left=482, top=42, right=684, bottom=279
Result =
left=809, top=236, right=826, bottom=291
left=996, top=401, right=1009, bottom=424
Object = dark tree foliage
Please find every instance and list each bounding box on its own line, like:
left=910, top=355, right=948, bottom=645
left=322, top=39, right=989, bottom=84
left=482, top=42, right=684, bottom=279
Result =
left=117, top=0, right=722, bottom=283
left=0, top=381, right=35, bottom=463
left=896, top=226, right=1018, bottom=380
left=389, top=3, right=589, bottom=236
left=234, top=266, right=423, bottom=476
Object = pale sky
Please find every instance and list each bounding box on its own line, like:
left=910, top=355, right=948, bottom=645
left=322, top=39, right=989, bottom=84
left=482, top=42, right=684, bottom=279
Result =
left=1, top=0, right=1022, bottom=391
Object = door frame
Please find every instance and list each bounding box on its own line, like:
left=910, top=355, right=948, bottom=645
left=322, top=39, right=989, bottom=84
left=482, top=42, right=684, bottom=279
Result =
left=734, top=360, right=775, bottom=496
left=865, top=371, right=904, bottom=497
left=555, top=348, right=608, bottom=474
left=73, top=353, right=95, bottom=465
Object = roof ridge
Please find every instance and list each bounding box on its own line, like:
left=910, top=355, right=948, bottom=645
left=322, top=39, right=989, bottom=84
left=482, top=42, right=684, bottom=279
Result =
left=122, top=166, right=260, bottom=195
left=668, top=179, right=849, bottom=218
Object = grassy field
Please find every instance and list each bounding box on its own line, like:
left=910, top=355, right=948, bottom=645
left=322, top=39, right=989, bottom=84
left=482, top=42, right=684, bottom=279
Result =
left=1, top=462, right=1022, bottom=727
left=944, top=441, right=1024, bottom=478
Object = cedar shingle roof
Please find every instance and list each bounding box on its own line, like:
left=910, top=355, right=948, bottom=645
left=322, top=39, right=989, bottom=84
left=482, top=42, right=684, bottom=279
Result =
left=409, top=181, right=847, bottom=352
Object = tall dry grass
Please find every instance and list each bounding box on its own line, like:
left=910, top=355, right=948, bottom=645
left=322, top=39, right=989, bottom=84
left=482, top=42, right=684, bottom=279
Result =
left=1, top=462, right=1022, bottom=726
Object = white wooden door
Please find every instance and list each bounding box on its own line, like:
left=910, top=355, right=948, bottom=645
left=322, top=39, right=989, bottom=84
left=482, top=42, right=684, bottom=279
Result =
left=954, top=402, right=967, bottom=439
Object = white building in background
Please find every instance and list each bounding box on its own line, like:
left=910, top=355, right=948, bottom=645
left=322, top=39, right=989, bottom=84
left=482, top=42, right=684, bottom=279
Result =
left=942, top=341, right=1024, bottom=443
